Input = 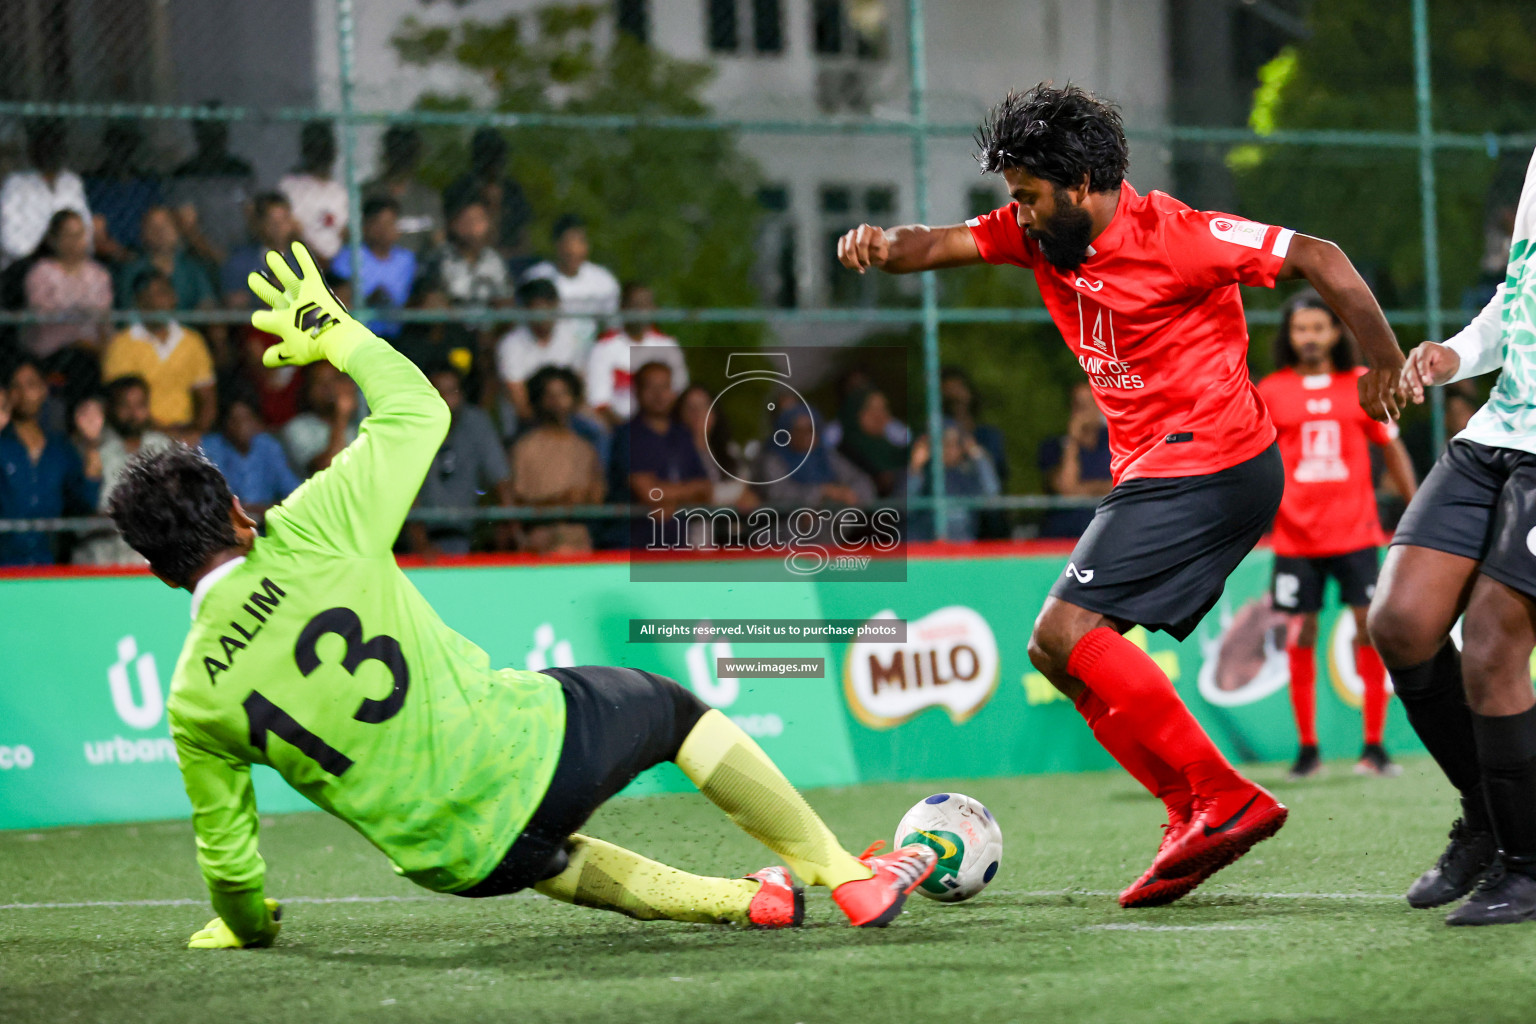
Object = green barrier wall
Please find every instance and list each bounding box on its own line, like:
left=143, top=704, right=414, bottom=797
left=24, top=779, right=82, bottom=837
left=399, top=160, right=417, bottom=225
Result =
left=0, top=549, right=1419, bottom=830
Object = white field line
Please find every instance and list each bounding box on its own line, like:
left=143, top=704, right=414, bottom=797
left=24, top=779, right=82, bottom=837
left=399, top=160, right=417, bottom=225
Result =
left=1, top=889, right=1403, bottom=911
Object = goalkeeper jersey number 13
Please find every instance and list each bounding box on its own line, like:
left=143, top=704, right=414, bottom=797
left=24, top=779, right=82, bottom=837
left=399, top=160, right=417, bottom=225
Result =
left=167, top=336, right=565, bottom=940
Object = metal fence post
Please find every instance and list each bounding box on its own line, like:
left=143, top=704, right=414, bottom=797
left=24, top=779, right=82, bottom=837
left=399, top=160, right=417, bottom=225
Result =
left=335, top=0, right=368, bottom=324
left=908, top=0, right=947, bottom=540
left=1412, top=0, right=1446, bottom=453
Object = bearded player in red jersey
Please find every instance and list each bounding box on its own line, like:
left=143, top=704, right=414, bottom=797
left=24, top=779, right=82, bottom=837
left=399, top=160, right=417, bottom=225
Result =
left=1257, top=291, right=1418, bottom=780
left=838, top=84, right=1406, bottom=908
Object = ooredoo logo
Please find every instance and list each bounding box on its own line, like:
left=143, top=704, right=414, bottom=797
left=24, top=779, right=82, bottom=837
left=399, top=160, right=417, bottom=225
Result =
left=0, top=745, right=34, bottom=769
left=843, top=606, right=999, bottom=729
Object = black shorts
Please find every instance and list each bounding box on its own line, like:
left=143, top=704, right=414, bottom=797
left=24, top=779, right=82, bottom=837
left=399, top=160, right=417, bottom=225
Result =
left=454, top=665, right=708, bottom=898
left=1049, top=443, right=1284, bottom=641
left=1271, top=547, right=1379, bottom=613
left=1393, top=438, right=1536, bottom=601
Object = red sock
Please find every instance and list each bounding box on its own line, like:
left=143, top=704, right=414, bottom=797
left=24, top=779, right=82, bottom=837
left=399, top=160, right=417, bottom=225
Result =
left=1357, top=643, right=1388, bottom=745
left=1287, top=645, right=1318, bottom=747
left=1074, top=689, right=1193, bottom=816
left=1067, top=627, right=1242, bottom=798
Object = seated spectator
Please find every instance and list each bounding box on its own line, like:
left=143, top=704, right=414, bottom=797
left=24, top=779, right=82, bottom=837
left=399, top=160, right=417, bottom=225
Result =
left=508, top=366, right=605, bottom=553
left=363, top=125, right=443, bottom=254
left=443, top=128, right=532, bottom=266
left=222, top=192, right=298, bottom=310
left=394, top=275, right=489, bottom=402
left=1, top=118, right=91, bottom=268
left=587, top=282, right=688, bottom=428
left=101, top=271, right=216, bottom=439
left=114, top=205, right=217, bottom=311
left=823, top=367, right=909, bottom=450
left=23, top=210, right=113, bottom=381
left=426, top=200, right=512, bottom=307
left=280, top=362, right=359, bottom=477
left=676, top=383, right=755, bottom=512
left=609, top=361, right=711, bottom=548
left=1038, top=382, right=1112, bottom=538
left=755, top=403, right=874, bottom=511
left=83, top=120, right=165, bottom=269
left=942, top=365, right=1010, bottom=538
left=72, top=374, right=173, bottom=565
left=168, top=109, right=256, bottom=270
left=496, top=277, right=582, bottom=422
left=908, top=422, right=1001, bottom=542
left=522, top=214, right=620, bottom=351
left=408, top=366, right=514, bottom=557
left=226, top=330, right=305, bottom=430
left=941, top=366, right=1008, bottom=486
left=0, top=359, right=101, bottom=565
left=278, top=121, right=348, bottom=264
left=837, top=386, right=907, bottom=497
left=332, top=197, right=416, bottom=339
left=199, top=396, right=299, bottom=522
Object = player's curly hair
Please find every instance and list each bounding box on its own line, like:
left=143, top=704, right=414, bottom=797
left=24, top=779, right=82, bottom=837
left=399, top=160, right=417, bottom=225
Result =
left=975, top=83, right=1128, bottom=193
left=108, top=444, right=239, bottom=587
left=1272, top=290, right=1358, bottom=371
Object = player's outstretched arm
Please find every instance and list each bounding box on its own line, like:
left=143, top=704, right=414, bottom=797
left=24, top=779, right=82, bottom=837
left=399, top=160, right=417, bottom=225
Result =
left=836, top=223, right=983, bottom=274
left=250, top=242, right=450, bottom=556
left=1279, top=235, right=1406, bottom=421
left=175, top=728, right=281, bottom=949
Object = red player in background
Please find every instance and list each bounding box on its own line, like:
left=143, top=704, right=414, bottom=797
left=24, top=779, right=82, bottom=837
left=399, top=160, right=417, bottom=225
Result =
left=1258, top=291, right=1417, bottom=780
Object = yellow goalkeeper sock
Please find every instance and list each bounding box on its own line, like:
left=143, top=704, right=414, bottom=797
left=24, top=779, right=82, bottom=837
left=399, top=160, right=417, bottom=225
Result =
left=533, top=834, right=759, bottom=925
left=675, top=709, right=871, bottom=889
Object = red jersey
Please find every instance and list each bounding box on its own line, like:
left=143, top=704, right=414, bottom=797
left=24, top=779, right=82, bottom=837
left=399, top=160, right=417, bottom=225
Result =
left=967, top=182, right=1293, bottom=482
left=1257, top=367, right=1396, bottom=558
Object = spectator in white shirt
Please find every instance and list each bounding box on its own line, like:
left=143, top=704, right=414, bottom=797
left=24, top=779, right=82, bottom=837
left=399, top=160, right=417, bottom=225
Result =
left=521, top=214, right=619, bottom=352
left=278, top=121, right=348, bottom=264
left=1, top=118, right=92, bottom=268
left=496, top=277, right=583, bottom=423
left=586, top=282, right=688, bottom=428
left=428, top=200, right=512, bottom=307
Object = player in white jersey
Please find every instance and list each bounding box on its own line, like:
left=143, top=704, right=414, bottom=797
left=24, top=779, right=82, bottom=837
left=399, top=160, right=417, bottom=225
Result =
left=1368, top=145, right=1536, bottom=926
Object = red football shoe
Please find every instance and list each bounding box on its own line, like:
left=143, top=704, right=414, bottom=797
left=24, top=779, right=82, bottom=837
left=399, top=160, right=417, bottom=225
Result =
left=744, top=865, right=804, bottom=928
left=1152, top=782, right=1287, bottom=880
left=831, top=842, right=938, bottom=928
left=1120, top=814, right=1237, bottom=908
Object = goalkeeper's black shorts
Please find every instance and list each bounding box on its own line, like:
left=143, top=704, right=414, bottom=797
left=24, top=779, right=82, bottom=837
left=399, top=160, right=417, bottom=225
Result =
left=454, top=665, right=708, bottom=898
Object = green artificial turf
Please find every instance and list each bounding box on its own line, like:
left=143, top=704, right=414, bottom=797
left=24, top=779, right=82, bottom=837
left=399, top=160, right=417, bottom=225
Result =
left=6, top=757, right=1536, bottom=1024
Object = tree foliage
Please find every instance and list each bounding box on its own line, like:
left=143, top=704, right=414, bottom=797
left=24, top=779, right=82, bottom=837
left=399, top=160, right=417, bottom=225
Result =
left=393, top=2, right=764, bottom=348
left=1230, top=0, right=1536, bottom=315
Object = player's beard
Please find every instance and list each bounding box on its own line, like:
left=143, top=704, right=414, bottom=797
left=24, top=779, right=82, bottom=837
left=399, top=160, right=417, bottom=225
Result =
left=1029, top=195, right=1095, bottom=271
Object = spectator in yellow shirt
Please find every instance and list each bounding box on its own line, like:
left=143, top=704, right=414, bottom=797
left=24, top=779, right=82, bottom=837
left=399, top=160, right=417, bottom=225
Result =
left=101, top=271, right=216, bottom=439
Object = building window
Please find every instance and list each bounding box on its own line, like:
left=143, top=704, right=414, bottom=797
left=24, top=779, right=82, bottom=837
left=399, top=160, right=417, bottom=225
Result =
left=757, top=186, right=797, bottom=308
left=707, top=0, right=739, bottom=52
left=616, top=0, right=649, bottom=43
left=752, top=0, right=784, bottom=54
left=823, top=182, right=898, bottom=307
left=812, top=0, right=886, bottom=60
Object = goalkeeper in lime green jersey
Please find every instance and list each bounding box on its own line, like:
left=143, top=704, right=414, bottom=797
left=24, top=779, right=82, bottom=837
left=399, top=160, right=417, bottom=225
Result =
left=107, top=241, right=936, bottom=948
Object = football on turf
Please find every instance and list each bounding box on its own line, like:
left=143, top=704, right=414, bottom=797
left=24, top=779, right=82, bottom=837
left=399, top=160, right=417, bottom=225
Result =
left=894, top=793, right=1003, bottom=902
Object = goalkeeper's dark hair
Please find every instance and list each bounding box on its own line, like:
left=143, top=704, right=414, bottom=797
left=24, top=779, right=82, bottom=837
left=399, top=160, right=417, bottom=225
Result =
left=1272, top=289, right=1358, bottom=371
left=108, top=444, right=239, bottom=587
left=975, top=84, right=1128, bottom=193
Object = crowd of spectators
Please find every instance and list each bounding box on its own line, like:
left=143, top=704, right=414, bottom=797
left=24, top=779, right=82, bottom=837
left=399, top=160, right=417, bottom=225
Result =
left=0, top=116, right=1026, bottom=566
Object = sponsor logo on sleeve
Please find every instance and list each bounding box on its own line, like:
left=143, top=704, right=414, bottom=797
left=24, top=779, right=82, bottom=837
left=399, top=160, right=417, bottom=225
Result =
left=1209, top=217, right=1269, bottom=250
left=843, top=607, right=999, bottom=729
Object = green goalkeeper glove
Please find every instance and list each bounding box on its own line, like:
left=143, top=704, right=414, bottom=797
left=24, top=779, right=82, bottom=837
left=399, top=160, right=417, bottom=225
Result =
left=249, top=241, right=366, bottom=371
left=187, top=899, right=282, bottom=950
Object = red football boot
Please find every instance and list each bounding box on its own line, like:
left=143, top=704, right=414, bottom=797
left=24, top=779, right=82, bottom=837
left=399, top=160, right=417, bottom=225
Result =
left=744, top=865, right=804, bottom=928
left=1152, top=782, right=1287, bottom=880
left=831, top=842, right=938, bottom=928
left=1120, top=816, right=1238, bottom=909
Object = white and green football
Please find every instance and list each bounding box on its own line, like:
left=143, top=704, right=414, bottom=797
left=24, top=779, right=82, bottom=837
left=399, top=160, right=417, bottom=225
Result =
left=894, top=793, right=1003, bottom=902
